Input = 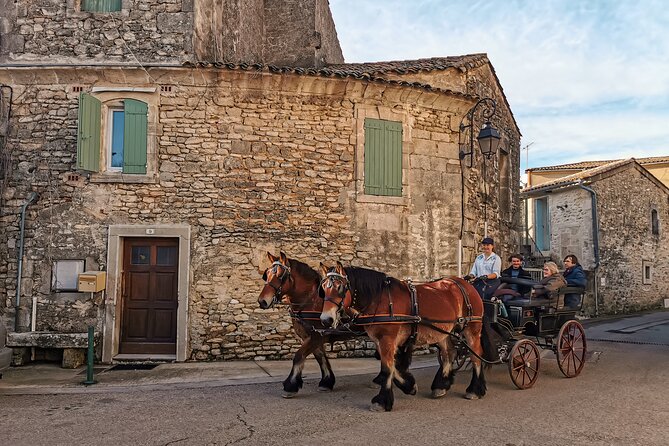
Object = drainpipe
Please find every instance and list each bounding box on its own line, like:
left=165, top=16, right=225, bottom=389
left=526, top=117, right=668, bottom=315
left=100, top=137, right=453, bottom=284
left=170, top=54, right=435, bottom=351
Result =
left=15, top=192, right=39, bottom=332
left=577, top=183, right=600, bottom=316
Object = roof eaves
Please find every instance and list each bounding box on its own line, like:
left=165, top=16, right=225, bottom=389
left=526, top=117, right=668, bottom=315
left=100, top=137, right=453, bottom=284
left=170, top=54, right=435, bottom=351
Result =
left=183, top=61, right=477, bottom=100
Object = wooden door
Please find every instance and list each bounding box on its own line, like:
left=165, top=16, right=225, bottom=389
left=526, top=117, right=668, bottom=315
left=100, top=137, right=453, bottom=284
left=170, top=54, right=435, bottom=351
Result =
left=120, top=237, right=178, bottom=354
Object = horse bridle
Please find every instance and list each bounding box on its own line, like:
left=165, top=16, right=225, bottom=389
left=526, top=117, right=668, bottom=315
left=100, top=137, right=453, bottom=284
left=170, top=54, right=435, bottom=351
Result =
left=263, top=261, right=292, bottom=307
left=320, top=272, right=353, bottom=317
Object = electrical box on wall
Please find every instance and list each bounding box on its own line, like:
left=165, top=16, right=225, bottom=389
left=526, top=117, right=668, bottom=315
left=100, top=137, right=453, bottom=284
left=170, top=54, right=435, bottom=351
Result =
left=78, top=271, right=106, bottom=292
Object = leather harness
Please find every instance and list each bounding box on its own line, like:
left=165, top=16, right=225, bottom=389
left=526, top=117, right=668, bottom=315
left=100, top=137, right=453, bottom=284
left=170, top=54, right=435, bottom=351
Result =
left=339, top=277, right=483, bottom=336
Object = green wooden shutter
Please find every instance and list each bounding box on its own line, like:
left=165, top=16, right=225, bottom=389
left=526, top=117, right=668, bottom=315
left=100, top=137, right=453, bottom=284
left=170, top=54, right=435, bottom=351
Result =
left=364, top=118, right=403, bottom=196
left=77, top=93, right=101, bottom=172
left=82, top=0, right=122, bottom=12
left=364, top=118, right=384, bottom=195
left=384, top=120, right=403, bottom=196
left=122, top=99, right=148, bottom=174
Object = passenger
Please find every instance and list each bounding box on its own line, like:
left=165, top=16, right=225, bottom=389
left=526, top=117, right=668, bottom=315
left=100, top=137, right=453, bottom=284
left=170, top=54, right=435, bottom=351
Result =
left=464, top=237, right=501, bottom=300
left=500, top=254, right=533, bottom=298
left=532, top=261, right=567, bottom=299
left=563, top=254, right=586, bottom=308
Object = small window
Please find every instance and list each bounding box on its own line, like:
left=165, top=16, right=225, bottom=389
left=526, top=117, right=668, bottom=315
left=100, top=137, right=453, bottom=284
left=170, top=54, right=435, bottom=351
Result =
left=651, top=209, right=659, bottom=235
left=363, top=118, right=403, bottom=197
left=109, top=107, right=125, bottom=170
left=642, top=260, right=653, bottom=285
left=81, top=0, right=122, bottom=12
left=77, top=93, right=148, bottom=174
left=52, top=260, right=85, bottom=292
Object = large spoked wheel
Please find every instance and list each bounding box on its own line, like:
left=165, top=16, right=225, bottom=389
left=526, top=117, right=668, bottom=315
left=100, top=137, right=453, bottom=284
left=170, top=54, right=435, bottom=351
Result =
left=508, top=339, right=540, bottom=390
left=451, top=341, right=469, bottom=371
left=557, top=320, right=587, bottom=378
left=452, top=349, right=468, bottom=371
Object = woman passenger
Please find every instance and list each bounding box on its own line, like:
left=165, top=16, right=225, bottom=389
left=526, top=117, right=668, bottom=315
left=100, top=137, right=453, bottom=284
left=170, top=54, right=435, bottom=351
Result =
left=532, top=261, right=567, bottom=299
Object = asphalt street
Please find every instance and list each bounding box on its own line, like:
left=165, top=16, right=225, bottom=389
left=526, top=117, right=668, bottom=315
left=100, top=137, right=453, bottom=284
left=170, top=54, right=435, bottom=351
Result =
left=1, top=313, right=668, bottom=446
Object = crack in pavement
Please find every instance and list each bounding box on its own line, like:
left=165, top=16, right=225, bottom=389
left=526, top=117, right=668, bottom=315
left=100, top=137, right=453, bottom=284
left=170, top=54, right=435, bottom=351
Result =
left=163, top=437, right=190, bottom=445
left=225, top=402, right=255, bottom=445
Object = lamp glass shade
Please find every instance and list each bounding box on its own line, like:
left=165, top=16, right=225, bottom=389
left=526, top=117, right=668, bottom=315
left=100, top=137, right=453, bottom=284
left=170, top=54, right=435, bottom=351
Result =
left=477, top=122, right=501, bottom=156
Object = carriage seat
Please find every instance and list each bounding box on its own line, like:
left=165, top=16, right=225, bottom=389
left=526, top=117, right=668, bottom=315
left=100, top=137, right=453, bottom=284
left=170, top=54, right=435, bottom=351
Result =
left=505, top=297, right=554, bottom=308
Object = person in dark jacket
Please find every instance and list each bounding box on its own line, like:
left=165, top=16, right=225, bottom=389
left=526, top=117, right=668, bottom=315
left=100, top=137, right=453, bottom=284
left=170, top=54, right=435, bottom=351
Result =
left=500, top=254, right=533, bottom=297
left=563, top=254, right=586, bottom=308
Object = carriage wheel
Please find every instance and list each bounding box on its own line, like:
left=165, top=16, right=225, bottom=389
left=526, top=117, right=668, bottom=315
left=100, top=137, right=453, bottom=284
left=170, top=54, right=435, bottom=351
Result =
left=451, top=348, right=468, bottom=371
left=557, top=320, right=587, bottom=378
left=508, top=339, right=540, bottom=390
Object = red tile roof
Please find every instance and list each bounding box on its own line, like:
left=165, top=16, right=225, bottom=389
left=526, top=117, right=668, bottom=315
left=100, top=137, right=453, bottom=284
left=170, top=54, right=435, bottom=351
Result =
left=522, top=159, right=636, bottom=193
left=327, top=54, right=489, bottom=75
left=183, top=60, right=475, bottom=99
left=527, top=155, right=669, bottom=172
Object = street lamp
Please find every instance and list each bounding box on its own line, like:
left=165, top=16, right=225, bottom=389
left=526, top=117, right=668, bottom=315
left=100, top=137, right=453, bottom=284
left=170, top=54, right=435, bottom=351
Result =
left=457, top=98, right=501, bottom=275
left=458, top=98, right=501, bottom=168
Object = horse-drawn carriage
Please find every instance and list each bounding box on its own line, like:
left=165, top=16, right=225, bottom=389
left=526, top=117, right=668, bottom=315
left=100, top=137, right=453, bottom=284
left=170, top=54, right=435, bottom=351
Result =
left=453, top=276, right=587, bottom=389
left=259, top=252, right=587, bottom=411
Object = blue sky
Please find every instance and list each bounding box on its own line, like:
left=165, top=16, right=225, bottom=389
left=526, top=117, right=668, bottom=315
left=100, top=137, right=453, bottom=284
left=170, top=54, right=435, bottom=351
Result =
left=329, top=0, right=669, bottom=174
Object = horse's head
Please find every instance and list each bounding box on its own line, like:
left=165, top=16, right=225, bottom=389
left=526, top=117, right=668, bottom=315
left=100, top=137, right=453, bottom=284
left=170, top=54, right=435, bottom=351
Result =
left=258, top=251, right=293, bottom=309
left=318, top=261, right=352, bottom=328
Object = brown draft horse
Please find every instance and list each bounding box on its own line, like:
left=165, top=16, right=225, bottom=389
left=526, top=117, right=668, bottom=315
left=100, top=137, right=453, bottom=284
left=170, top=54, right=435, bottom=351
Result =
left=319, top=261, right=489, bottom=412
left=258, top=252, right=381, bottom=398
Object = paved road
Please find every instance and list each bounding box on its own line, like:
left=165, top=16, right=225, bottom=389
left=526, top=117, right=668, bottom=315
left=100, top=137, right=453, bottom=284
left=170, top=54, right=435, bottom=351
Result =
left=1, top=313, right=668, bottom=445
left=1, top=340, right=668, bottom=445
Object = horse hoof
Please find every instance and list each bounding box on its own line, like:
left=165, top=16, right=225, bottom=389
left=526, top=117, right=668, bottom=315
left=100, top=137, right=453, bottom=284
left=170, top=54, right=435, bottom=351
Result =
left=369, top=403, right=385, bottom=412
left=409, top=385, right=418, bottom=396
left=282, top=391, right=298, bottom=399
left=317, top=386, right=333, bottom=392
left=464, top=392, right=480, bottom=400
left=431, top=389, right=447, bottom=399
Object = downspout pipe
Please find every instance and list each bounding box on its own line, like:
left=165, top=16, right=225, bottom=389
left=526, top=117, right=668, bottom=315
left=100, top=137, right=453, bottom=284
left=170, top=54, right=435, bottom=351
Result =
left=577, top=183, right=600, bottom=316
left=15, top=192, right=39, bottom=332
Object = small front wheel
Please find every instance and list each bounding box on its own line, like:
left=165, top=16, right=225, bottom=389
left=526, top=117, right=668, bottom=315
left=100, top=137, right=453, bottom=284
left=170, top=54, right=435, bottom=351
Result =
left=557, top=320, right=587, bottom=378
left=508, top=339, right=540, bottom=389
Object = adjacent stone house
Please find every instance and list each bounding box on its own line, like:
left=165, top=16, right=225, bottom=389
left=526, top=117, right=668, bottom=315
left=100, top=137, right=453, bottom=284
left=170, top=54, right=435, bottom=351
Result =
left=1, top=0, right=521, bottom=363
left=526, top=156, right=669, bottom=189
left=522, top=159, right=669, bottom=315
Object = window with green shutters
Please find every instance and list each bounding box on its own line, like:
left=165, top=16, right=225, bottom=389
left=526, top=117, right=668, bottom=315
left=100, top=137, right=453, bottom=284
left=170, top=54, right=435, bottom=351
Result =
left=364, top=118, right=403, bottom=196
left=77, top=93, right=148, bottom=174
left=81, top=0, right=122, bottom=12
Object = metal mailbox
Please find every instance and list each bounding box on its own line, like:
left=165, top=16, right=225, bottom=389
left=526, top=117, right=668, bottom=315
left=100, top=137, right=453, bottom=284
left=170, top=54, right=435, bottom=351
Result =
left=78, top=271, right=106, bottom=292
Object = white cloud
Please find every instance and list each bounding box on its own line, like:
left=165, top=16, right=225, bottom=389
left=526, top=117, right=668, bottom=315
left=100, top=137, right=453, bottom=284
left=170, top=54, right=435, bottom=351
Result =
left=330, top=0, right=669, bottom=166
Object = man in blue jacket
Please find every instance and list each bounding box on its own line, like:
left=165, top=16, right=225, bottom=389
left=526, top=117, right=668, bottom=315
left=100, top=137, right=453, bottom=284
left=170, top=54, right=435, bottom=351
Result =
left=563, top=254, right=587, bottom=308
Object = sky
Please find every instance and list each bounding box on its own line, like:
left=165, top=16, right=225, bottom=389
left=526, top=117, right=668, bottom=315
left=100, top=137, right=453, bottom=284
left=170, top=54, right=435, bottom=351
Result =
left=329, top=0, right=669, bottom=176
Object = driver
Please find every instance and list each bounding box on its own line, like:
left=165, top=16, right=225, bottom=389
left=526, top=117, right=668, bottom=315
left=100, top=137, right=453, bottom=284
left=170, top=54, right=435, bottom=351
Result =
left=464, top=237, right=501, bottom=300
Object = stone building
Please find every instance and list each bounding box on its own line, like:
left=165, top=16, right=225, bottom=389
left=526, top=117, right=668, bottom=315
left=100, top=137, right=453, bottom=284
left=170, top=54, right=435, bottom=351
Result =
left=522, top=159, right=669, bottom=315
left=526, top=156, right=669, bottom=189
left=1, top=1, right=521, bottom=364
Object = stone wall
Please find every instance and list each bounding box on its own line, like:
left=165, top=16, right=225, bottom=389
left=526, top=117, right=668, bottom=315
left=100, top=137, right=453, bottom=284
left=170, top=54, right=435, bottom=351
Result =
left=0, top=66, right=518, bottom=360
left=593, top=166, right=669, bottom=313
left=540, top=165, right=669, bottom=315
left=264, top=0, right=343, bottom=67
left=1, top=0, right=195, bottom=64
left=314, top=0, right=344, bottom=67
left=193, top=0, right=264, bottom=63
left=547, top=188, right=595, bottom=268
left=1, top=0, right=343, bottom=67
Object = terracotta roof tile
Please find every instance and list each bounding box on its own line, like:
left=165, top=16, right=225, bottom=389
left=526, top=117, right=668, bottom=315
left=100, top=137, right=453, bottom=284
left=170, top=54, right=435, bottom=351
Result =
left=522, top=158, right=635, bottom=193
left=182, top=61, right=475, bottom=99
left=527, top=155, right=669, bottom=172
left=326, top=54, right=489, bottom=75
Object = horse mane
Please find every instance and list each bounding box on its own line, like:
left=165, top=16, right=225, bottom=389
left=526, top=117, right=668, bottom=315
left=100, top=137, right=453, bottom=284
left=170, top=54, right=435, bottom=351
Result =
left=288, top=257, right=322, bottom=284
left=344, top=266, right=402, bottom=308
